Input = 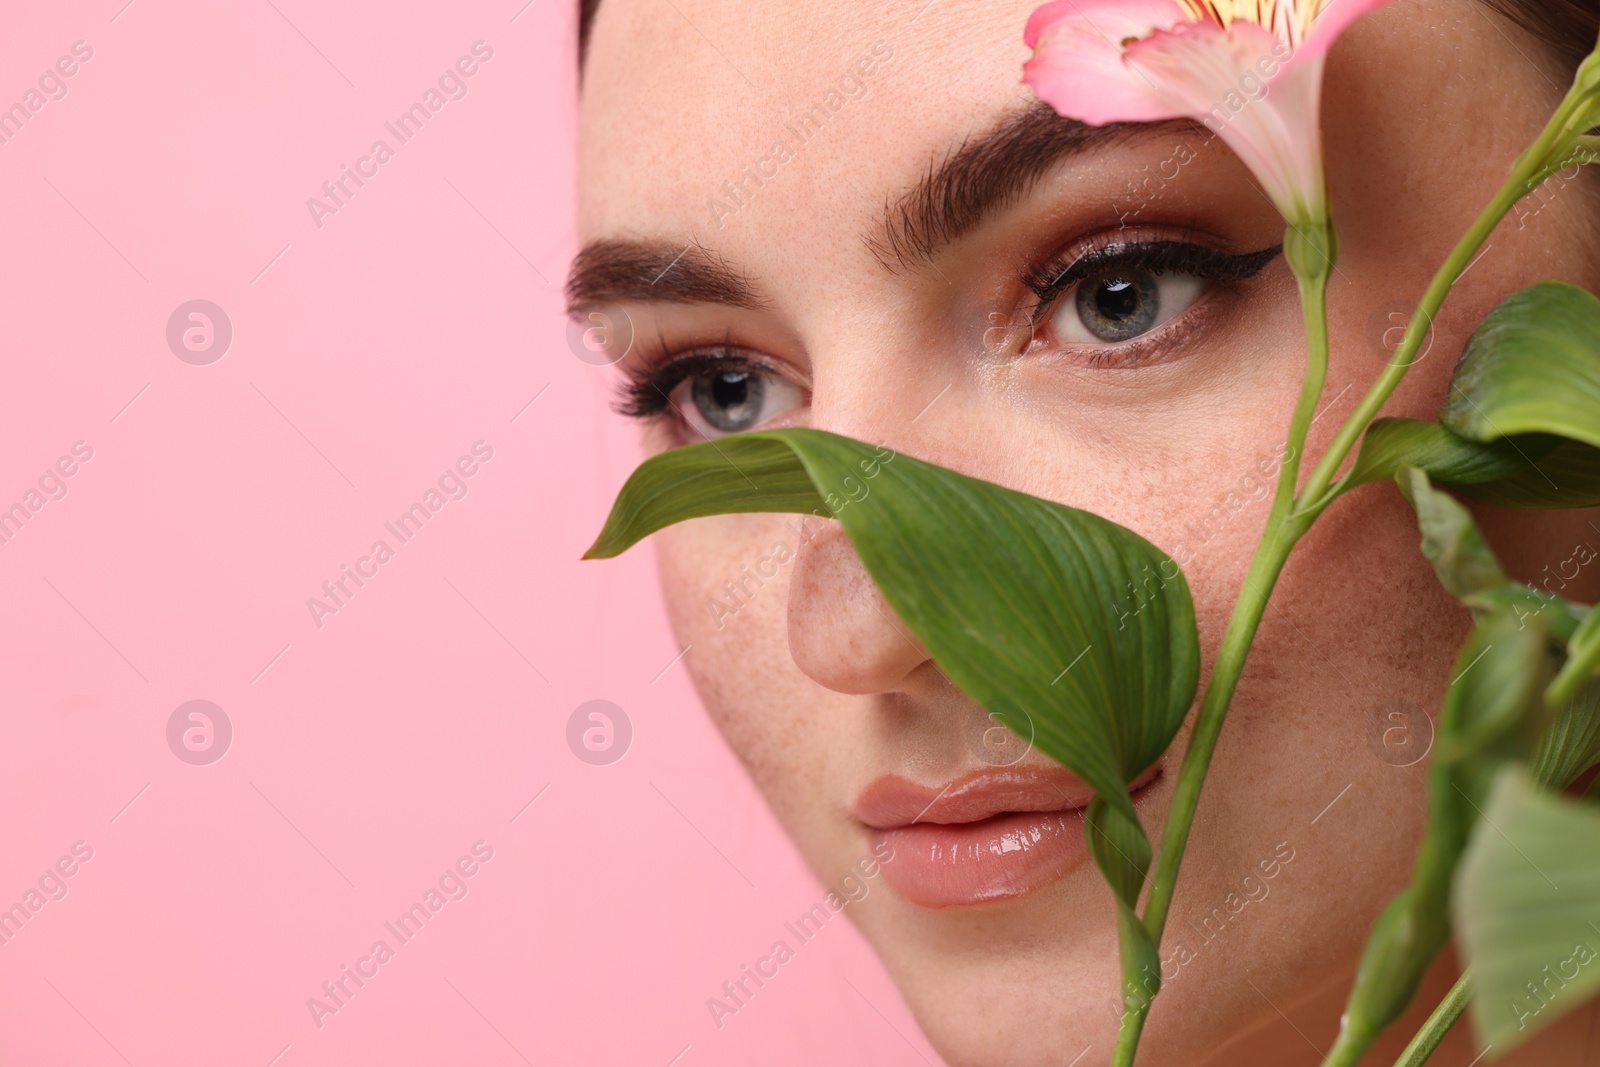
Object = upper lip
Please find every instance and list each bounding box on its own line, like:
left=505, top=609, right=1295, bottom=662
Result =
left=853, top=767, right=1098, bottom=829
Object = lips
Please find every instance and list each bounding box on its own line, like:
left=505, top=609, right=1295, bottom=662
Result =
left=855, top=767, right=1151, bottom=909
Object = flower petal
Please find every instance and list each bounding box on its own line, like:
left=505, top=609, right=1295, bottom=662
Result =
left=1023, top=0, right=1192, bottom=125
left=1120, top=17, right=1286, bottom=120
left=1299, top=0, right=1396, bottom=58
left=1125, top=20, right=1326, bottom=217
left=1021, top=0, right=1388, bottom=225
left=1023, top=0, right=1185, bottom=48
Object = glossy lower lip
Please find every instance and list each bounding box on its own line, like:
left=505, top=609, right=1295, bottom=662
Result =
left=857, top=768, right=1154, bottom=909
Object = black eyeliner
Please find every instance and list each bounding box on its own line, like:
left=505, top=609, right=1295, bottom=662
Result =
left=616, top=241, right=1283, bottom=422
left=1022, top=241, right=1282, bottom=326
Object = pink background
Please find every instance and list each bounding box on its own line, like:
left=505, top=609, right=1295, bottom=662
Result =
left=0, top=2, right=941, bottom=1063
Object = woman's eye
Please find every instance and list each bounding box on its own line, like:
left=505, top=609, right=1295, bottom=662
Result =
left=1050, top=267, right=1206, bottom=345
left=675, top=368, right=804, bottom=438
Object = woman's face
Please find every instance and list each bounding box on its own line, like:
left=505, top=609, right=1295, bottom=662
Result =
left=574, top=2, right=1600, bottom=1063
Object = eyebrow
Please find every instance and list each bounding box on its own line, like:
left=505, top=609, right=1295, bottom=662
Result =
left=564, top=238, right=769, bottom=314
left=564, top=101, right=1200, bottom=311
left=869, top=101, right=1200, bottom=271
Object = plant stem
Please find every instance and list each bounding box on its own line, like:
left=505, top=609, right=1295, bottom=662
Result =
left=1143, top=251, right=1331, bottom=946
left=1393, top=972, right=1472, bottom=1067
left=1295, top=91, right=1594, bottom=518
left=1322, top=1030, right=1366, bottom=1067
left=1110, top=516, right=1304, bottom=1067
left=1108, top=61, right=1597, bottom=1067
left=1312, top=79, right=1600, bottom=1067
left=1107, top=231, right=1333, bottom=1067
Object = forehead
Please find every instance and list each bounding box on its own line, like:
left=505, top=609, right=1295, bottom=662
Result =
left=576, top=0, right=1043, bottom=249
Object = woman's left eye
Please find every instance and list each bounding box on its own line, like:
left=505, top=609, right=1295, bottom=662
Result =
left=674, top=367, right=804, bottom=438
left=1020, top=241, right=1283, bottom=358
left=1049, top=266, right=1206, bottom=345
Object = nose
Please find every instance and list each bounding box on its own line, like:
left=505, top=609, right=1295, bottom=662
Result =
left=786, top=513, right=933, bottom=694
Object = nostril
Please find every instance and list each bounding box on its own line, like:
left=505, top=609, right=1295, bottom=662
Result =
left=787, top=518, right=930, bottom=695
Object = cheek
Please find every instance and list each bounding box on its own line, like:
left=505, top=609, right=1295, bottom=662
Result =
left=653, top=517, right=823, bottom=813
left=1234, top=483, right=1468, bottom=781
left=656, top=513, right=791, bottom=693
left=1149, top=486, right=1459, bottom=1030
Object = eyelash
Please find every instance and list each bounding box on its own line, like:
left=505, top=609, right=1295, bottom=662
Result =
left=615, top=239, right=1284, bottom=420
left=615, top=344, right=778, bottom=420
left=1019, top=239, right=1282, bottom=329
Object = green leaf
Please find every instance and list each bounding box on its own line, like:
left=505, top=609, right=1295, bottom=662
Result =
left=1341, top=421, right=1600, bottom=510
left=1455, top=768, right=1600, bottom=1052
left=1434, top=608, right=1556, bottom=787
left=1339, top=885, right=1456, bottom=1053
left=1532, top=678, right=1600, bottom=790
left=583, top=435, right=824, bottom=553
left=1337, top=281, right=1600, bottom=510
left=586, top=428, right=1201, bottom=803
left=1442, top=281, right=1600, bottom=451
left=1395, top=467, right=1596, bottom=790
left=589, top=428, right=1201, bottom=1021
left=1087, top=796, right=1163, bottom=1010
left=1345, top=419, right=1547, bottom=491
left=1549, top=607, right=1600, bottom=709
left=1463, top=587, right=1586, bottom=642
left=1395, top=470, right=1593, bottom=790
left=1456, top=439, right=1600, bottom=510
left=1396, top=467, right=1508, bottom=599
left=1334, top=608, right=1554, bottom=1055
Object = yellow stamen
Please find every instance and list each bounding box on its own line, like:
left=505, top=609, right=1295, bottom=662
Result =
left=1172, top=0, right=1332, bottom=45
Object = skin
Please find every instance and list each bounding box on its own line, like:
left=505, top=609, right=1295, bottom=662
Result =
left=575, top=1, right=1600, bottom=1064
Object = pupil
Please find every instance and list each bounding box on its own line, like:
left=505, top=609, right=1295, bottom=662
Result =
left=1075, top=268, right=1162, bottom=343
left=691, top=369, right=766, bottom=432
left=711, top=372, right=749, bottom=409
left=1096, top=278, right=1140, bottom=322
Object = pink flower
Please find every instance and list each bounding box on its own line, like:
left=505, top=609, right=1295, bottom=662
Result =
left=1023, top=0, right=1392, bottom=224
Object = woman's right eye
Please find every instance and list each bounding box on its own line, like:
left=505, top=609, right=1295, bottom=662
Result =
left=673, top=367, right=805, bottom=439
left=1052, top=266, right=1206, bottom=345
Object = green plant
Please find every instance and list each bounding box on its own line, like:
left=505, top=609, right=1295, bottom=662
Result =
left=586, top=30, right=1600, bottom=1067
